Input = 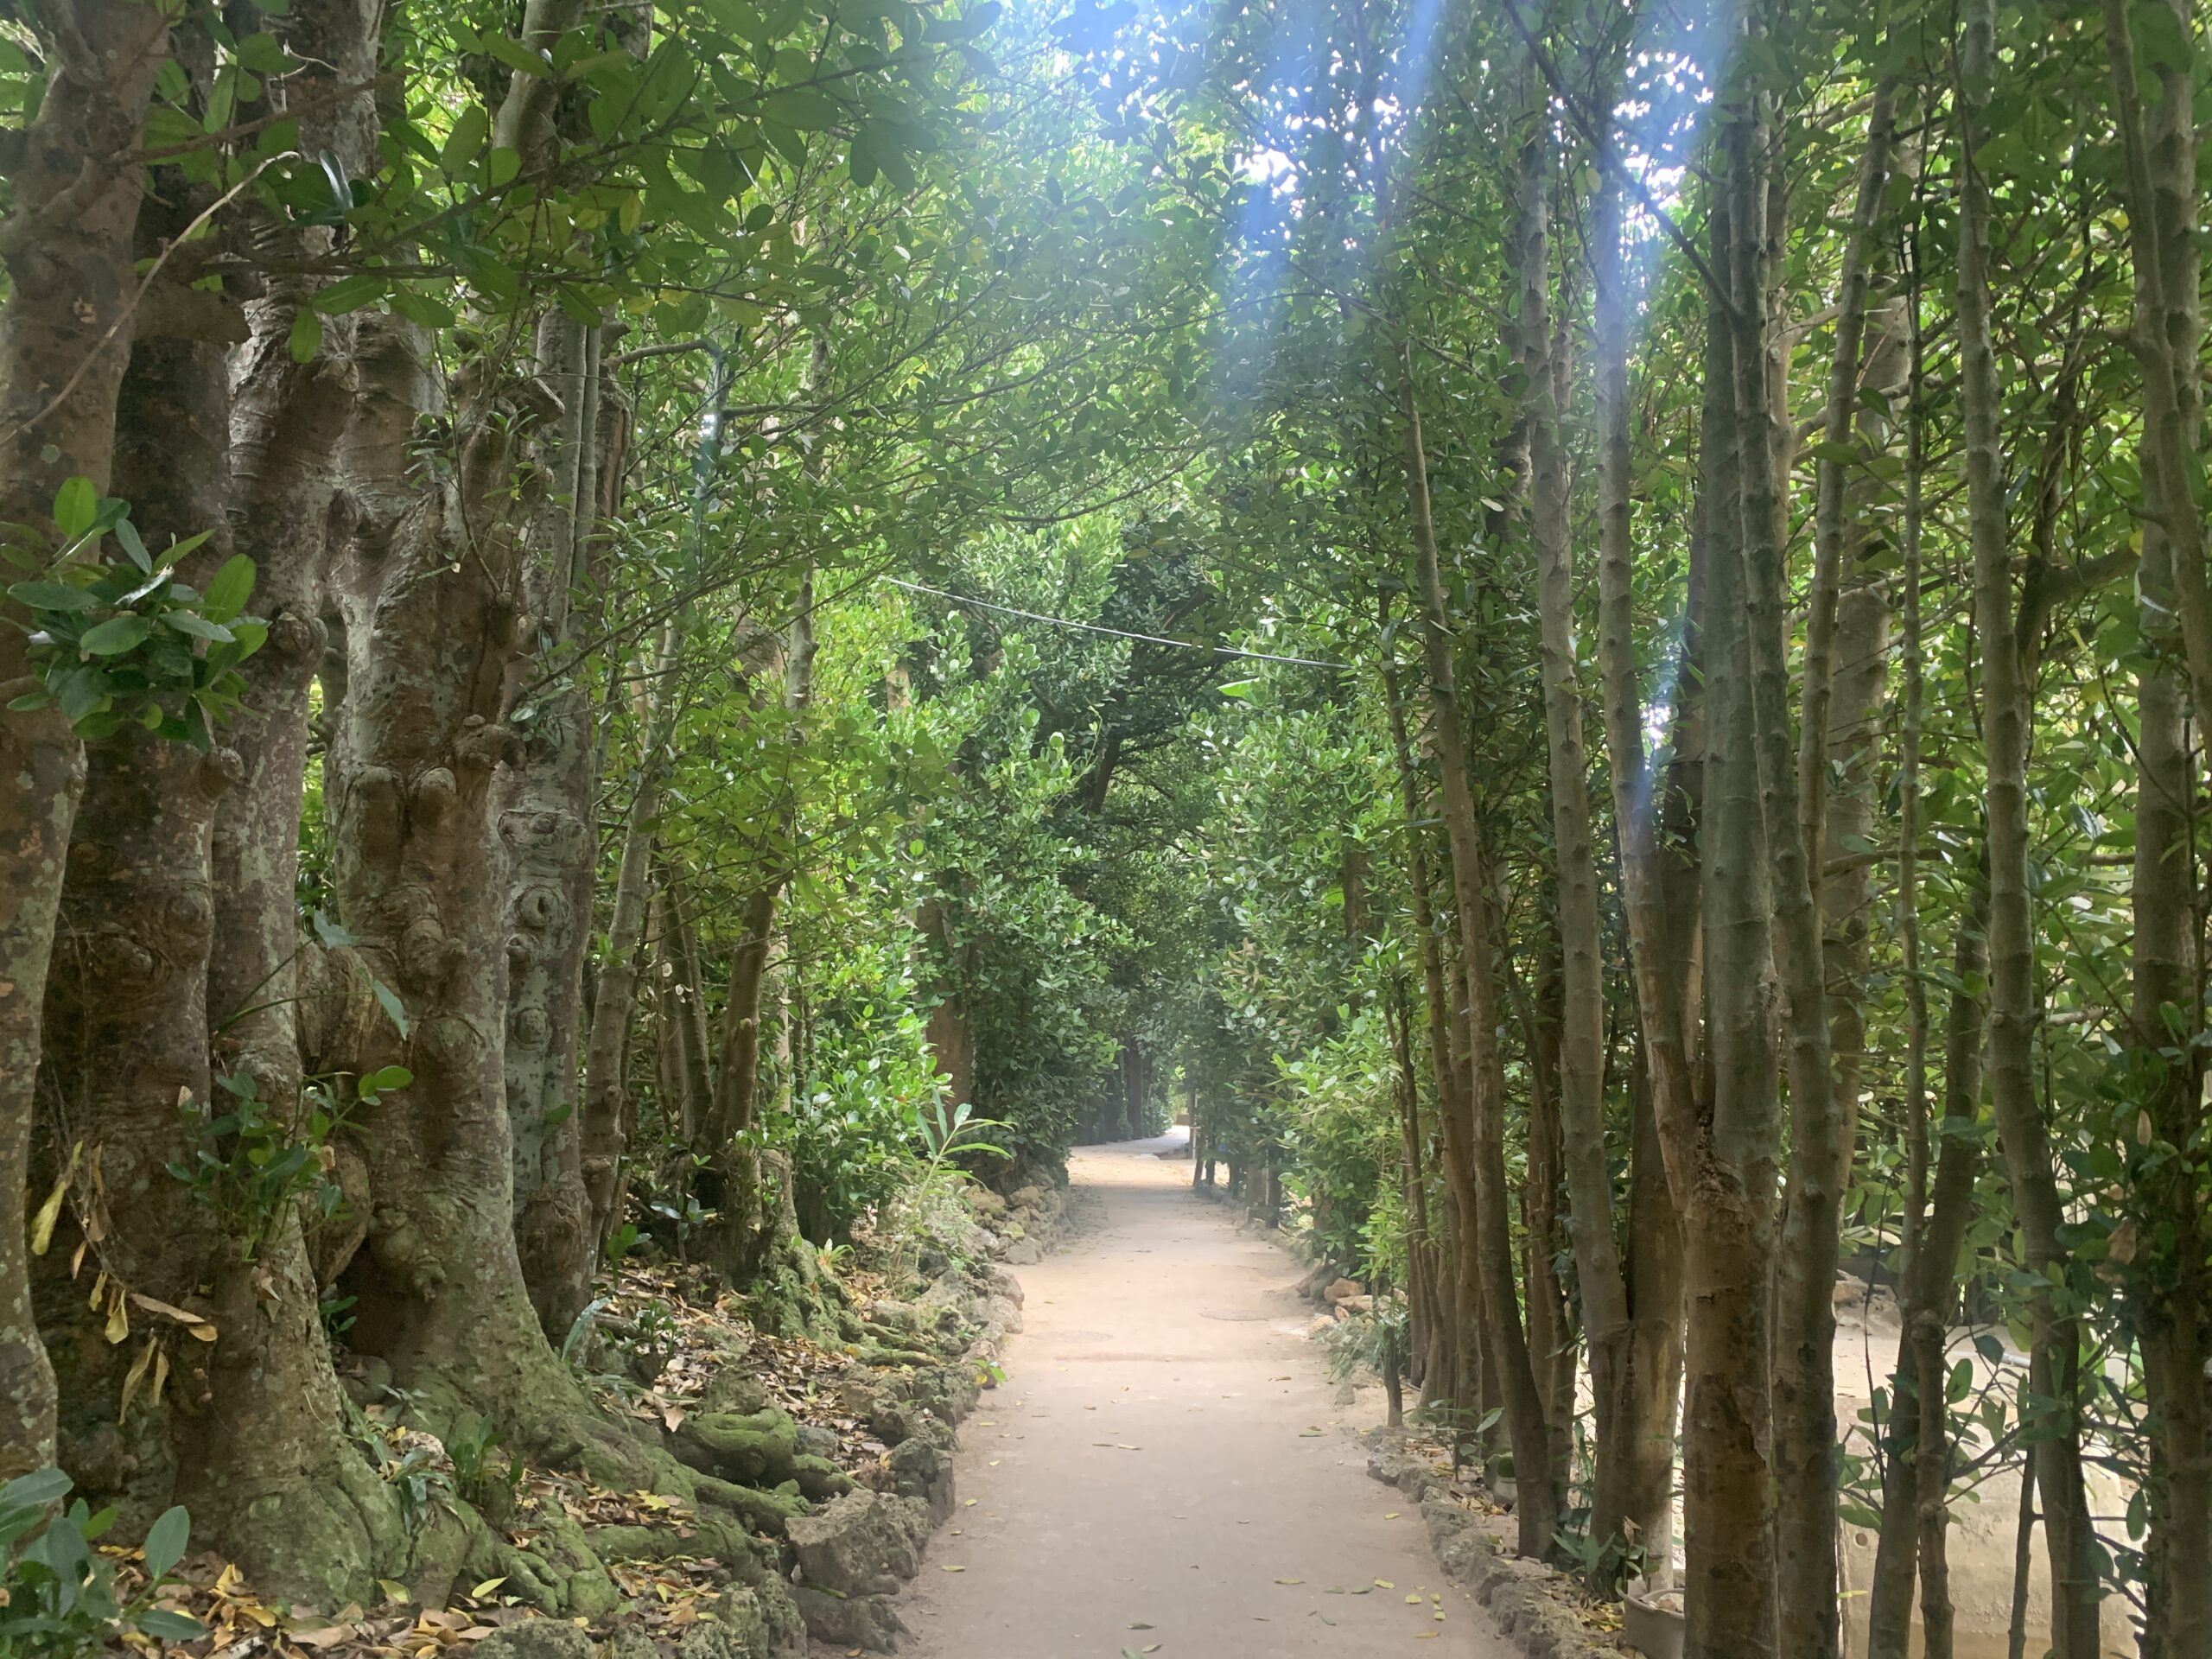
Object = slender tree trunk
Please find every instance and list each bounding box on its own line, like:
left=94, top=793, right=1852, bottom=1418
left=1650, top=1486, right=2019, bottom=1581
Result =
left=1589, top=163, right=1691, bottom=1586
left=2101, top=0, right=2212, bottom=748
left=1866, top=251, right=1934, bottom=1659
left=2127, top=321, right=2209, bottom=1659
left=1592, top=177, right=1700, bottom=1216
left=701, top=580, right=816, bottom=1281
left=1621, top=1037, right=1682, bottom=1585
left=1771, top=86, right=1898, bottom=1659
left=1959, top=5, right=2102, bottom=1648
left=1382, top=632, right=1469, bottom=1416
left=505, top=315, right=604, bottom=1339
left=653, top=874, right=716, bottom=1146
left=1510, top=946, right=1575, bottom=1494
left=579, top=618, right=682, bottom=1248
left=1684, top=118, right=1784, bottom=1652
left=1402, top=350, right=1558, bottom=1556
left=1384, top=972, right=1435, bottom=1394
left=1867, top=870, right=1990, bottom=1659
left=0, top=0, right=174, bottom=1477
left=2103, top=10, right=2210, bottom=1651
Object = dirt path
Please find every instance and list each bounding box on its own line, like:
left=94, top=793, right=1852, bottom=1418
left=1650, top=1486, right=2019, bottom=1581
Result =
left=888, top=1134, right=1517, bottom=1659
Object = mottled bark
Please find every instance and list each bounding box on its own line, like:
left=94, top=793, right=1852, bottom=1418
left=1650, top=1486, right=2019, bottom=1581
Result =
left=0, top=0, right=173, bottom=1478
left=184, top=0, right=410, bottom=1597
left=324, top=309, right=622, bottom=1476
left=504, top=313, right=604, bottom=1339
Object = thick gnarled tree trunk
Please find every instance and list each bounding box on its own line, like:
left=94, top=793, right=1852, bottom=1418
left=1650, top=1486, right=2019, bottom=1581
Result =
left=0, top=0, right=172, bottom=1478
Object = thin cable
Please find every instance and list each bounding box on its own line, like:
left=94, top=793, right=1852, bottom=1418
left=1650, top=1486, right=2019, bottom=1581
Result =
left=880, top=577, right=1346, bottom=671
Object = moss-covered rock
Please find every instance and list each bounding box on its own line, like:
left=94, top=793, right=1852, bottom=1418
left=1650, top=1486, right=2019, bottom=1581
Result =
left=785, top=1490, right=931, bottom=1597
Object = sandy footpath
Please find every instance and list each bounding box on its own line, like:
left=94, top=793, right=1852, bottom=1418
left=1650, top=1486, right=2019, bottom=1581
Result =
left=884, top=1133, right=1516, bottom=1659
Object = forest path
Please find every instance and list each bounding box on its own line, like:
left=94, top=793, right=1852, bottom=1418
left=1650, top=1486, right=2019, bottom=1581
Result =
left=885, top=1134, right=1516, bottom=1659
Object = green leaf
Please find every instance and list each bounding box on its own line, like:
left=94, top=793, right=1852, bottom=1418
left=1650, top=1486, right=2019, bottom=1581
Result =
left=163, top=611, right=237, bottom=644
left=200, top=555, right=256, bottom=624
left=442, top=104, right=489, bottom=175
left=768, top=86, right=844, bottom=130
left=52, top=476, right=97, bottom=540
left=143, top=1504, right=190, bottom=1582
left=136, top=1608, right=207, bottom=1642
left=0, top=1468, right=72, bottom=1511
left=79, top=614, right=151, bottom=656
left=289, top=309, right=324, bottom=362
left=113, top=516, right=151, bottom=572
left=311, top=274, right=386, bottom=316
left=370, top=975, right=410, bottom=1040
left=10, top=580, right=93, bottom=613
left=482, top=34, right=551, bottom=78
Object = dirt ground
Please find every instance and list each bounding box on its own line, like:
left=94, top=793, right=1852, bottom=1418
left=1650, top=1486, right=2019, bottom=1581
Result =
left=880, top=1133, right=1516, bottom=1659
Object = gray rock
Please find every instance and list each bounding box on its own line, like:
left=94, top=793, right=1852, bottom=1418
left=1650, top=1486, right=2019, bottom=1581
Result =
left=1003, top=1238, right=1043, bottom=1266
left=786, top=1489, right=931, bottom=1597
left=966, top=1186, right=1007, bottom=1221
left=699, top=1367, right=771, bottom=1417
left=790, top=1585, right=911, bottom=1654
left=795, top=1422, right=841, bottom=1459
left=467, top=1621, right=597, bottom=1659
left=886, top=1436, right=957, bottom=1524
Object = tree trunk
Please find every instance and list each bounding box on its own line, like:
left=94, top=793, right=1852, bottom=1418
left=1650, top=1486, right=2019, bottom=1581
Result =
left=2102, top=9, right=2210, bottom=1652
left=701, top=581, right=815, bottom=1281
left=504, top=315, right=604, bottom=1340
left=653, top=874, right=716, bottom=1147
left=1505, top=942, right=1575, bottom=1500
left=325, top=309, right=629, bottom=1486
left=1770, top=85, right=1897, bottom=1659
left=184, top=0, right=407, bottom=1595
left=1402, top=349, right=1559, bottom=1556
left=1381, top=619, right=1467, bottom=1413
left=0, top=0, right=173, bottom=1478
left=1867, top=867, right=1991, bottom=1659
left=1958, top=4, right=2102, bottom=1648
left=1523, top=117, right=1633, bottom=1570
left=1685, top=115, right=1783, bottom=1653
left=579, top=618, right=682, bottom=1249
left=40, top=224, right=239, bottom=1529
left=1590, top=162, right=1690, bottom=1586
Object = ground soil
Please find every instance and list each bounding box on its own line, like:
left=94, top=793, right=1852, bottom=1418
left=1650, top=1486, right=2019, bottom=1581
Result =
left=883, top=1133, right=1516, bottom=1659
